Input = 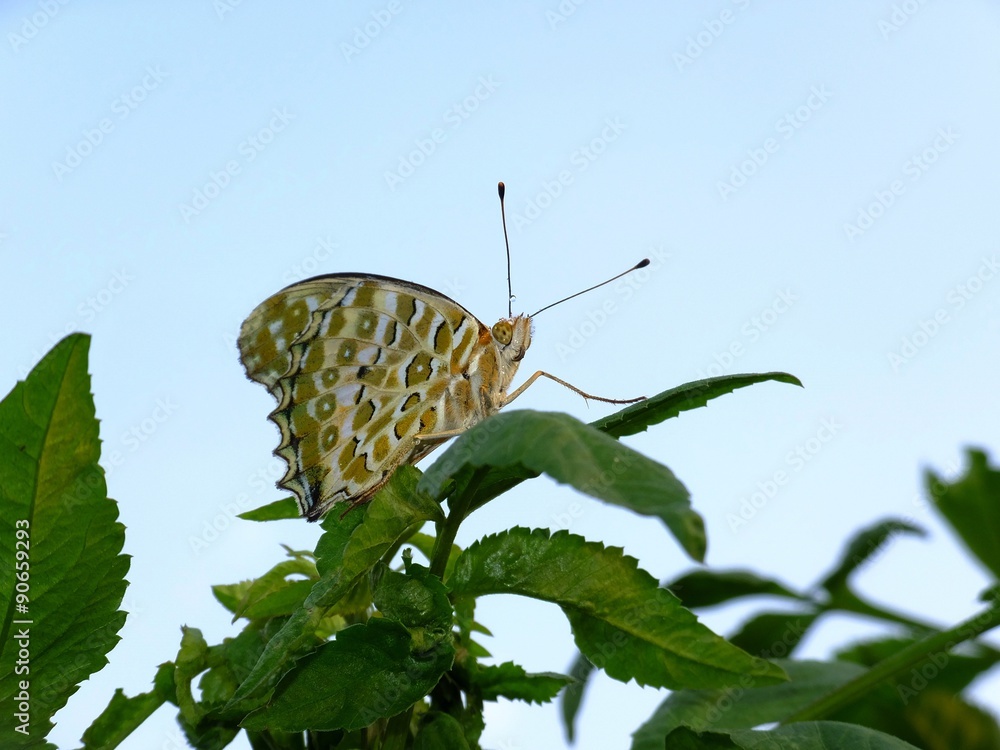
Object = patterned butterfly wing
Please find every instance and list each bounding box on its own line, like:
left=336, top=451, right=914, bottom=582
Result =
left=238, top=274, right=514, bottom=520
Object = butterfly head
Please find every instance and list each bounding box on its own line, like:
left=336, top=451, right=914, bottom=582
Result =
left=491, top=314, right=532, bottom=364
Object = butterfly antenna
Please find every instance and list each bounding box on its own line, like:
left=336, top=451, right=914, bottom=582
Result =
left=530, top=258, right=650, bottom=318
left=499, top=181, right=513, bottom=318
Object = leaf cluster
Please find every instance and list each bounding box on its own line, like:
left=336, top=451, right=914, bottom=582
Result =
left=3, top=336, right=999, bottom=750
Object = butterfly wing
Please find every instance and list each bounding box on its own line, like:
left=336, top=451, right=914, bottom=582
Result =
left=238, top=274, right=489, bottom=520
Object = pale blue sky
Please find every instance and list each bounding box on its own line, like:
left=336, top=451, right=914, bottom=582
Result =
left=3, top=3, right=999, bottom=749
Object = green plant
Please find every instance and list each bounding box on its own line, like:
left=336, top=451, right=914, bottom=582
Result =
left=1, top=333, right=998, bottom=750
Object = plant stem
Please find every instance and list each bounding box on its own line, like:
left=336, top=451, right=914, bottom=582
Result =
left=380, top=705, right=414, bottom=750
left=782, top=602, right=1000, bottom=723
left=429, top=469, right=484, bottom=579
left=828, top=588, right=940, bottom=633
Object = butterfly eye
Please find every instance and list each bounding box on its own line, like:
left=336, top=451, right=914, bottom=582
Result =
left=491, top=320, right=513, bottom=345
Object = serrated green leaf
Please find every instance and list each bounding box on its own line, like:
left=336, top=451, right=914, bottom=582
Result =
left=560, top=653, right=594, bottom=743
left=668, top=569, right=803, bottom=608
left=927, top=448, right=1000, bottom=580
left=238, top=496, right=300, bottom=521
left=819, top=517, right=926, bottom=594
left=472, top=661, right=573, bottom=704
left=226, top=467, right=441, bottom=714
left=631, top=660, right=866, bottom=749
left=0, top=334, right=129, bottom=749
left=449, top=528, right=785, bottom=689
left=420, top=411, right=705, bottom=561
left=433, top=376, right=801, bottom=531
left=663, top=722, right=922, bottom=749
left=590, top=373, right=802, bottom=439
left=414, top=712, right=471, bottom=750
left=242, top=618, right=454, bottom=732
left=79, top=663, right=174, bottom=749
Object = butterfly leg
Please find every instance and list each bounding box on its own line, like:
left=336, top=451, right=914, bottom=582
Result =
left=414, top=428, right=466, bottom=443
left=504, top=371, right=645, bottom=407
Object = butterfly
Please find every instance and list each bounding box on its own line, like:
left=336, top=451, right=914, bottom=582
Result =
left=238, top=188, right=646, bottom=521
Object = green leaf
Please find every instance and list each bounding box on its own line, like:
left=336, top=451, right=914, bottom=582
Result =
left=228, top=554, right=317, bottom=621
left=406, top=532, right=463, bottom=583
left=663, top=721, right=922, bottom=749
left=728, top=612, right=818, bottom=659
left=835, top=636, right=1000, bottom=696
left=449, top=528, right=786, bottom=689
left=241, top=618, right=454, bottom=732
left=420, top=410, right=705, bottom=561
left=631, top=660, right=866, bottom=748
left=175, top=626, right=210, bottom=727
left=668, top=569, right=803, bottom=608
left=211, top=581, right=252, bottom=616
left=927, top=448, right=1000, bottom=580
left=425, top=376, right=801, bottom=535
left=904, top=690, right=1000, bottom=750
left=471, top=661, right=573, bottom=704
left=590, top=372, right=802, bottom=439
left=819, top=517, right=926, bottom=594
left=414, top=712, right=471, bottom=750
left=226, top=467, right=441, bottom=714
left=560, top=653, right=594, bottom=743
left=80, top=663, right=174, bottom=749
left=0, top=334, right=129, bottom=748
left=825, top=636, right=1000, bottom=746
left=314, top=498, right=368, bottom=578
left=372, top=560, right=453, bottom=649
left=238, top=496, right=300, bottom=521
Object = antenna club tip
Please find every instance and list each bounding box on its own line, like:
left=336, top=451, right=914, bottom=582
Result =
left=497, top=181, right=505, bottom=198
left=635, top=258, right=650, bottom=269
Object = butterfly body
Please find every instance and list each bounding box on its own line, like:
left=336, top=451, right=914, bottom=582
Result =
left=239, top=273, right=532, bottom=520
